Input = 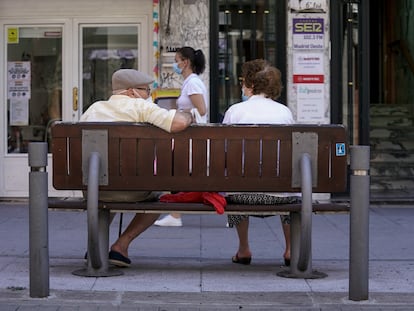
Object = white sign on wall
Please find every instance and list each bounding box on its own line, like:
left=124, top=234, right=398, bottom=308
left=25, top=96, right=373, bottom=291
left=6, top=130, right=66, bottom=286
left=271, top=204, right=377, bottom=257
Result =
left=290, top=0, right=328, bottom=12
left=296, top=84, right=325, bottom=122
left=293, top=52, right=324, bottom=83
left=292, top=18, right=324, bottom=49
left=287, top=0, right=329, bottom=125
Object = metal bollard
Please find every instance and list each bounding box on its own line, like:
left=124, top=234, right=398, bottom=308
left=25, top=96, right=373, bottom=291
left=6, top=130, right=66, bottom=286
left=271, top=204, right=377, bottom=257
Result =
left=28, top=142, right=49, bottom=298
left=349, top=145, right=370, bottom=301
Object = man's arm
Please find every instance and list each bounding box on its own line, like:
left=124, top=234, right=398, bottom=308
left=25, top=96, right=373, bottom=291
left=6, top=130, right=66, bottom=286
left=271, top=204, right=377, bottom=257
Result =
left=170, top=111, right=193, bottom=132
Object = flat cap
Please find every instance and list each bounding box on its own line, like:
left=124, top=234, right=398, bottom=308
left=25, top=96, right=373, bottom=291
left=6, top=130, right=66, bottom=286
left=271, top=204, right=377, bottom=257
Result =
left=112, top=69, right=154, bottom=91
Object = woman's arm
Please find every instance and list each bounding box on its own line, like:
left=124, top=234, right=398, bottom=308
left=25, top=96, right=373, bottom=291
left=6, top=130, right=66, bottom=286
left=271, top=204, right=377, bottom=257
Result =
left=189, top=94, right=206, bottom=116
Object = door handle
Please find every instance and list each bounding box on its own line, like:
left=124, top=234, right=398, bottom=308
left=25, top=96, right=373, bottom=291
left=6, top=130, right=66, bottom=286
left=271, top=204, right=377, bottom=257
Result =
left=72, top=87, right=78, bottom=111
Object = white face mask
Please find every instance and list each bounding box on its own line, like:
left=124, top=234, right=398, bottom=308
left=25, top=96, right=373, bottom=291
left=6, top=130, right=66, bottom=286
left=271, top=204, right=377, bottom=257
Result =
left=131, top=88, right=152, bottom=100
left=132, top=88, right=143, bottom=98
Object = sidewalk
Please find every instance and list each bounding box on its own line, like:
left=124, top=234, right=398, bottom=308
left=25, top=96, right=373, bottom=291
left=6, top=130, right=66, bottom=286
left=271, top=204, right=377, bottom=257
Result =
left=0, top=200, right=413, bottom=310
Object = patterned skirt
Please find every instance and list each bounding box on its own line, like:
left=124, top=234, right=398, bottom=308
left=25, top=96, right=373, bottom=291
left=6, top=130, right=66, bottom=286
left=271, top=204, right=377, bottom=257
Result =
left=226, top=193, right=301, bottom=227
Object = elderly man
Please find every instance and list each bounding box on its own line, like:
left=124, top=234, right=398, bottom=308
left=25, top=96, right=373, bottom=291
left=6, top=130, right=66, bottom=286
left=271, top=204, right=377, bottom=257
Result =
left=80, top=69, right=192, bottom=266
left=81, top=68, right=191, bottom=132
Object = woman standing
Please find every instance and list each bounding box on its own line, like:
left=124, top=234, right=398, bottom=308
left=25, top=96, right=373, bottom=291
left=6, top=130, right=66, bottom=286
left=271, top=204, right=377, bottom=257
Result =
left=154, top=47, right=208, bottom=227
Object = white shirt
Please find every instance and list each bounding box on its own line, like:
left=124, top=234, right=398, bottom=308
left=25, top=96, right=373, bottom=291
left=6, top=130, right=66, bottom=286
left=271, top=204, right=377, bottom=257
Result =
left=223, top=94, right=299, bottom=198
left=176, top=73, right=208, bottom=123
left=222, top=94, right=294, bottom=124
left=80, top=95, right=176, bottom=132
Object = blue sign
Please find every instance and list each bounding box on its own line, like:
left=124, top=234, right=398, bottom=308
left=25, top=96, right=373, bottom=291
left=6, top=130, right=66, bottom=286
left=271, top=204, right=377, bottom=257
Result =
left=336, top=143, right=346, bottom=156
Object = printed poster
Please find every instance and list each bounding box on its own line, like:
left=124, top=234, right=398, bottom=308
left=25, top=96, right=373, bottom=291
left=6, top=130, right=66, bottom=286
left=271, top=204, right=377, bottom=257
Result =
left=293, top=52, right=324, bottom=83
left=292, top=18, right=324, bottom=50
left=297, top=84, right=325, bottom=122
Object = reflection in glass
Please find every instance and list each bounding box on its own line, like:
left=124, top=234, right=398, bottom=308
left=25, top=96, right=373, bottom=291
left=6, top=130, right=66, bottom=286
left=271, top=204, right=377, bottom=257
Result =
left=217, top=1, right=278, bottom=119
left=82, top=26, right=138, bottom=113
left=7, top=27, right=62, bottom=153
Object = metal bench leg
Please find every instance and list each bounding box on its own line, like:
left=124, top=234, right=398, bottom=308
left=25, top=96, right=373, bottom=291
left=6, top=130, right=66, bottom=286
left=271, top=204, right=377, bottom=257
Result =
left=278, top=153, right=326, bottom=279
left=72, top=152, right=122, bottom=277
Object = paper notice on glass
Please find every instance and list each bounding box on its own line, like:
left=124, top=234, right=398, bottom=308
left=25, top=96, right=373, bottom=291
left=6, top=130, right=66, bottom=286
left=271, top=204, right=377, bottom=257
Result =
left=8, top=80, right=31, bottom=99
left=297, top=84, right=325, bottom=122
left=10, top=98, right=29, bottom=126
left=8, top=61, right=31, bottom=80
left=7, top=61, right=31, bottom=99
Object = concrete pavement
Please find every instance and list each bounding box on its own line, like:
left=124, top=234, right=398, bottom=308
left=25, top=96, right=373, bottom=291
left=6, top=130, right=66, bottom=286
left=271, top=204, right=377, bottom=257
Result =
left=0, top=200, right=413, bottom=310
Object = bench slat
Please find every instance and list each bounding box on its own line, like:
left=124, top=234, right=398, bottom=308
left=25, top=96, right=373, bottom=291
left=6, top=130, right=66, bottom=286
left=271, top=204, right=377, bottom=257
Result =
left=47, top=198, right=350, bottom=214
left=191, top=138, right=208, bottom=177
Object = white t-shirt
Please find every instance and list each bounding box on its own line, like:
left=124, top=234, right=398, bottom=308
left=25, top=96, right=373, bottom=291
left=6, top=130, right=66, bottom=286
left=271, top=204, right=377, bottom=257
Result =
left=223, top=94, right=299, bottom=198
left=176, top=73, right=208, bottom=123
left=222, top=94, right=294, bottom=124
left=80, top=95, right=176, bottom=132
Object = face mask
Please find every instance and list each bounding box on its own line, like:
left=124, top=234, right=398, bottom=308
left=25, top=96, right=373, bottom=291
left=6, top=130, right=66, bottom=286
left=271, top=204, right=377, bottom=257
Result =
left=241, top=88, right=249, bottom=101
left=132, top=89, right=143, bottom=98
left=173, top=62, right=182, bottom=74
left=132, top=88, right=151, bottom=100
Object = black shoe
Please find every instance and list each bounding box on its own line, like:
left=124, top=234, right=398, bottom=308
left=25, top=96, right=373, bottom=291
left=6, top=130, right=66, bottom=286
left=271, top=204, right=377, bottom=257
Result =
left=232, top=254, right=252, bottom=265
left=109, top=250, right=131, bottom=267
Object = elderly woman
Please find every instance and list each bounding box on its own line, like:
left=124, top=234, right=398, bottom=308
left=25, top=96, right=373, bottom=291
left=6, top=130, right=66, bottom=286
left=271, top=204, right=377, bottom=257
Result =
left=223, top=59, right=300, bottom=267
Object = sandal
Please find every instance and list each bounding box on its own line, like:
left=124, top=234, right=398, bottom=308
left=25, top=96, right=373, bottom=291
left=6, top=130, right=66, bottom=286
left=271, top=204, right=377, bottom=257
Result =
left=109, top=250, right=131, bottom=267
left=232, top=253, right=252, bottom=265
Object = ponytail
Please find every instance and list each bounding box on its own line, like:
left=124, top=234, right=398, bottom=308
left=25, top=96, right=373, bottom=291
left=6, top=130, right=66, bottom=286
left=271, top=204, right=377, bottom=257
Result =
left=177, top=46, right=206, bottom=75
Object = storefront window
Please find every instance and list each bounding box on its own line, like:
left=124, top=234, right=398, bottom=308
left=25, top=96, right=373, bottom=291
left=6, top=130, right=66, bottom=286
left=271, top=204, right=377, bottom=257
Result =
left=216, top=0, right=281, bottom=120
left=7, top=27, right=62, bottom=153
left=81, top=26, right=138, bottom=113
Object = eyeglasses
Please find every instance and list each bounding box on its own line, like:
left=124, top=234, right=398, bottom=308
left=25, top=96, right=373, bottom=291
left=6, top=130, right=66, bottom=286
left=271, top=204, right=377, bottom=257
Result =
left=135, top=87, right=151, bottom=95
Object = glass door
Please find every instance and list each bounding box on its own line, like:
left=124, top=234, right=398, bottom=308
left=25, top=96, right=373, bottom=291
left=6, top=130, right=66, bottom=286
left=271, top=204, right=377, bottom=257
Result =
left=6, top=26, right=62, bottom=154
left=1, top=24, right=66, bottom=197
left=79, top=25, right=140, bottom=114
left=1, top=20, right=144, bottom=197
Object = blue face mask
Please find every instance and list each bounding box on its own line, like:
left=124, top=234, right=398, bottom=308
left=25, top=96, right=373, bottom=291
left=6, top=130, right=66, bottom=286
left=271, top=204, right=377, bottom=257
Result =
left=173, top=62, right=182, bottom=75
left=241, top=88, right=249, bottom=101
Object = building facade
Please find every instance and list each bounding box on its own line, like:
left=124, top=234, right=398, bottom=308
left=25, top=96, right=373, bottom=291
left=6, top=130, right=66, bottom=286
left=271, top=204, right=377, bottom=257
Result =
left=1, top=0, right=413, bottom=198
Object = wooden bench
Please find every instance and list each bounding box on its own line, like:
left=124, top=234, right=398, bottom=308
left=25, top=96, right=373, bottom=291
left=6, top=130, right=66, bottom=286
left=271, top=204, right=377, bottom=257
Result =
left=46, top=122, right=350, bottom=279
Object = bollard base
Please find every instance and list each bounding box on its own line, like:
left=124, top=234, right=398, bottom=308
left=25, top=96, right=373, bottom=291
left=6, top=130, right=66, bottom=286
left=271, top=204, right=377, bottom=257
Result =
left=277, top=269, right=327, bottom=279
left=72, top=267, right=123, bottom=277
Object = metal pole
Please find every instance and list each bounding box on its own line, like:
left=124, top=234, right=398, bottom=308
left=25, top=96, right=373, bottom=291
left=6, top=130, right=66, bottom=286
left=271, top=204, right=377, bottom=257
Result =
left=349, top=145, right=370, bottom=301
left=28, top=142, right=49, bottom=298
left=87, top=152, right=102, bottom=270
left=298, top=153, right=312, bottom=271
left=347, top=1, right=354, bottom=144
left=358, top=0, right=371, bottom=145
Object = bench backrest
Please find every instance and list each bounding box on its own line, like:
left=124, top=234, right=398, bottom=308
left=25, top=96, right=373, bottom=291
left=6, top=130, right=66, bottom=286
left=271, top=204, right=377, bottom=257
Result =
left=51, top=122, right=348, bottom=193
